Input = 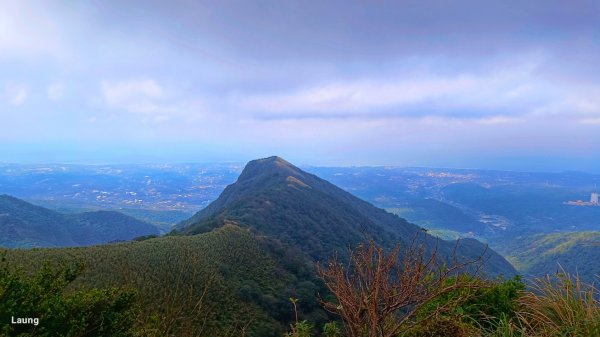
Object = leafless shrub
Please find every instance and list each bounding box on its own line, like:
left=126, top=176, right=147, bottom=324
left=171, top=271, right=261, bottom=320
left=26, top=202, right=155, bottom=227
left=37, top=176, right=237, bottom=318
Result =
left=317, top=238, right=484, bottom=337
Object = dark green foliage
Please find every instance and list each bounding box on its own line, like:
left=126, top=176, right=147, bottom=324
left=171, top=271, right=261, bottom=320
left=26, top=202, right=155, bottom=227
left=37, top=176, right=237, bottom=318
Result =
left=322, top=321, right=342, bottom=337
left=0, top=255, right=136, bottom=336
left=68, top=210, right=160, bottom=244
left=3, top=225, right=327, bottom=337
left=418, top=276, right=526, bottom=331
left=285, top=321, right=314, bottom=337
left=0, top=195, right=160, bottom=248
left=180, top=156, right=516, bottom=277
left=0, top=194, right=80, bottom=247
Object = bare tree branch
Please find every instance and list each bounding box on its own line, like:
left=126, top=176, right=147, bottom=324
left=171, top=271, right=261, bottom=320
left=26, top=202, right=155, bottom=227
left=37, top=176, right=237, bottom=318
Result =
left=317, top=237, right=485, bottom=337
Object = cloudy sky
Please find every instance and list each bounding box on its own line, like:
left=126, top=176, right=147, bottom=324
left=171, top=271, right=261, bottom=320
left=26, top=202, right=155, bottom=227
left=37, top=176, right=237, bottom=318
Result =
left=1, top=0, right=599, bottom=171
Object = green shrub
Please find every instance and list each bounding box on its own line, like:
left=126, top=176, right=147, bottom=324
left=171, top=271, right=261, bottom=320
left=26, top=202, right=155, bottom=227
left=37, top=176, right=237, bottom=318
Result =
left=418, top=275, right=525, bottom=331
left=284, top=321, right=313, bottom=337
left=0, top=255, right=137, bottom=336
left=323, top=321, right=342, bottom=337
left=486, top=314, right=526, bottom=337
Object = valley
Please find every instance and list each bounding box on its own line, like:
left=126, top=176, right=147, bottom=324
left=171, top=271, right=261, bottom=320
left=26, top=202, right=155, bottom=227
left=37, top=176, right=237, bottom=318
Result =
left=1, top=161, right=599, bottom=281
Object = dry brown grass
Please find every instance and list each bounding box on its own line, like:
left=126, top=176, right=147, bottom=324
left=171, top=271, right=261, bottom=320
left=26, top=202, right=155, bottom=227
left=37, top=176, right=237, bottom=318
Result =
left=516, top=272, right=600, bottom=337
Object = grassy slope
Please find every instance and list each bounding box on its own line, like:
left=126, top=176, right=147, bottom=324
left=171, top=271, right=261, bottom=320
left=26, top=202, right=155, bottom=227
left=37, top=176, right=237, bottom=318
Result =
left=3, top=225, right=326, bottom=337
left=500, top=231, right=600, bottom=282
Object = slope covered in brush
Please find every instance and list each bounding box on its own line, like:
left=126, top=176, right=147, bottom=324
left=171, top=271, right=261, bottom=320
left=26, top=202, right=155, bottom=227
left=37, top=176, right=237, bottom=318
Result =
left=0, top=195, right=159, bottom=248
left=180, top=156, right=516, bottom=277
left=499, top=231, right=600, bottom=282
left=3, top=224, right=326, bottom=337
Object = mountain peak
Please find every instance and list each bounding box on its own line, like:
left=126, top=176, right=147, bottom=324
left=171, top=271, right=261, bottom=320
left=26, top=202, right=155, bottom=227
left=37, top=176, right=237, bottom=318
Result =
left=177, top=157, right=516, bottom=277
left=237, top=156, right=303, bottom=182
left=250, top=156, right=291, bottom=167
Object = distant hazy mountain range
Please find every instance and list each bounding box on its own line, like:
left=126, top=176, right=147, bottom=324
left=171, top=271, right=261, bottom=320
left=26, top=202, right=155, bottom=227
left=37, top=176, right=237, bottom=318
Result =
left=0, top=194, right=159, bottom=248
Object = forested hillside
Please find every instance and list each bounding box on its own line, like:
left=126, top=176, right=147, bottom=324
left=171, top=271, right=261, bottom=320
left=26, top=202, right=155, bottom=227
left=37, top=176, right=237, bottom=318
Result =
left=3, top=224, right=327, bottom=336
left=180, top=156, right=516, bottom=277
left=497, top=231, right=600, bottom=282
left=0, top=195, right=159, bottom=248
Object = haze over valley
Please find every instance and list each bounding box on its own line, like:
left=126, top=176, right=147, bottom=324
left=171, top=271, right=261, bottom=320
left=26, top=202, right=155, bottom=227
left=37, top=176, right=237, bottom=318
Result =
left=1, top=159, right=599, bottom=281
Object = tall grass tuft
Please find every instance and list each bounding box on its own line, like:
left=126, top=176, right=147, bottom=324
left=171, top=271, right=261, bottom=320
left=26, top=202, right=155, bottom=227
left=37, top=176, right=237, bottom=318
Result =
left=517, top=272, right=600, bottom=337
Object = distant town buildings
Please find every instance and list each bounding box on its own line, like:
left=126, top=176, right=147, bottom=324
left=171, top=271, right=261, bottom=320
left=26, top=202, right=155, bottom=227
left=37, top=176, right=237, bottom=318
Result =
left=565, top=192, right=600, bottom=206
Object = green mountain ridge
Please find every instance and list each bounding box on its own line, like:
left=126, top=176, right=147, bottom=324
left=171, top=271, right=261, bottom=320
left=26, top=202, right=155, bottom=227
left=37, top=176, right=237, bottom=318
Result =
left=0, top=194, right=160, bottom=248
left=498, top=231, right=600, bottom=282
left=179, top=156, right=516, bottom=277
left=3, top=224, right=326, bottom=337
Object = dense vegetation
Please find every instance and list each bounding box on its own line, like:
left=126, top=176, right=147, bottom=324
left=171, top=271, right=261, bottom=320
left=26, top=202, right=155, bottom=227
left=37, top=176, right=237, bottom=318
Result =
left=0, top=195, right=159, bottom=248
left=403, top=273, right=598, bottom=337
left=288, top=240, right=598, bottom=337
left=3, top=157, right=597, bottom=336
left=3, top=224, right=328, bottom=336
left=3, top=230, right=598, bottom=336
left=179, top=157, right=515, bottom=277
left=496, top=231, right=600, bottom=283
left=0, top=224, right=600, bottom=337
left=0, top=253, right=137, bottom=336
